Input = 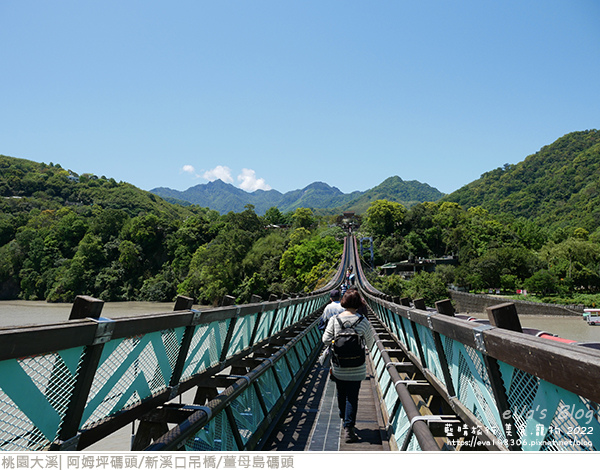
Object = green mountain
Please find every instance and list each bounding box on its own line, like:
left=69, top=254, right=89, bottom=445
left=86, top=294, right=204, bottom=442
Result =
left=341, top=176, right=444, bottom=213
left=0, top=154, right=197, bottom=221
left=151, top=177, right=444, bottom=215
left=443, top=130, right=600, bottom=230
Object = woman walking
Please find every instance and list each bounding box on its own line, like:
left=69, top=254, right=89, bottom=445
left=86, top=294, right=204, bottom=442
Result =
left=322, top=289, right=374, bottom=443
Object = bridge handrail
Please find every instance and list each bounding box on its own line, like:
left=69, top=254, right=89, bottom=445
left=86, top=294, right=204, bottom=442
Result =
left=0, top=293, right=329, bottom=451
left=349, top=235, right=600, bottom=451
left=311, top=236, right=348, bottom=294
left=144, top=315, right=323, bottom=451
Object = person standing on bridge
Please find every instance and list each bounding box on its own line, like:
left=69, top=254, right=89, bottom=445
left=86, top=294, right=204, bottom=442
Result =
left=322, top=289, right=374, bottom=443
left=318, top=289, right=345, bottom=332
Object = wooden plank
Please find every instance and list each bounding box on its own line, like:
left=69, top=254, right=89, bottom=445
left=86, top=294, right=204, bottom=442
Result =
left=110, top=311, right=196, bottom=338
left=69, top=295, right=104, bottom=320
left=408, top=309, right=433, bottom=328
left=338, top=363, right=386, bottom=451
left=173, top=295, right=194, bottom=311
left=0, top=322, right=98, bottom=361
left=413, top=298, right=426, bottom=311
left=486, top=302, right=523, bottom=333
left=435, top=299, right=455, bottom=317
left=428, top=314, right=479, bottom=349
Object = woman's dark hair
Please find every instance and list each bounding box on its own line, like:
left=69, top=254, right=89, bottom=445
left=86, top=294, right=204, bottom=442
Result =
left=340, top=290, right=364, bottom=309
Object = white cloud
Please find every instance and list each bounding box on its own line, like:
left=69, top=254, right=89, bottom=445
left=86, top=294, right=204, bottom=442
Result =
left=202, top=165, right=234, bottom=184
left=183, top=164, right=271, bottom=191
left=182, top=164, right=197, bottom=175
left=238, top=168, right=272, bottom=192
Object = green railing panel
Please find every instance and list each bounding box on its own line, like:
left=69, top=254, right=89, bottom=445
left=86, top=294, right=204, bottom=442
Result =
left=230, top=386, right=264, bottom=445
left=379, top=362, right=392, bottom=396
left=0, top=347, right=83, bottom=451
left=400, top=316, right=418, bottom=357
left=270, top=306, right=286, bottom=335
left=181, top=320, right=230, bottom=380
left=455, top=342, right=503, bottom=440
left=227, top=313, right=256, bottom=358
left=286, top=349, right=301, bottom=376
left=254, top=308, right=276, bottom=343
left=374, top=350, right=386, bottom=381
left=184, top=410, right=239, bottom=451
left=390, top=390, right=409, bottom=448
left=273, top=356, right=292, bottom=391
left=390, top=309, right=403, bottom=342
left=295, top=337, right=309, bottom=364
left=255, top=368, right=281, bottom=410
left=81, top=327, right=185, bottom=428
left=499, top=361, right=600, bottom=450
left=406, top=433, right=422, bottom=451
left=414, top=323, right=446, bottom=388
left=283, top=304, right=298, bottom=329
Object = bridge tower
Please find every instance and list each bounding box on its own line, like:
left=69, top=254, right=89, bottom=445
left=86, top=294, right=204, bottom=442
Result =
left=359, top=237, right=374, bottom=268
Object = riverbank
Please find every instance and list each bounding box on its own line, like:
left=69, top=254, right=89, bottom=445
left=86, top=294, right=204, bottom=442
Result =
left=0, top=300, right=202, bottom=328
left=450, top=291, right=582, bottom=317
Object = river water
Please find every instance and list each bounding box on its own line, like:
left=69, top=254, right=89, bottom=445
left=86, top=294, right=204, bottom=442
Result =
left=2, top=300, right=600, bottom=343
left=0, top=300, right=184, bottom=328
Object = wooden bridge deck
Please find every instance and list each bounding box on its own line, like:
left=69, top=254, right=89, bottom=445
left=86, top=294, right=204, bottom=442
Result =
left=262, top=353, right=389, bottom=452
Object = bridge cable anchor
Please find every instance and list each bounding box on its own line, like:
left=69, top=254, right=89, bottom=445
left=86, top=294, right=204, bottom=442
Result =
left=90, top=317, right=116, bottom=345
left=473, top=324, right=494, bottom=354
left=426, top=313, right=437, bottom=330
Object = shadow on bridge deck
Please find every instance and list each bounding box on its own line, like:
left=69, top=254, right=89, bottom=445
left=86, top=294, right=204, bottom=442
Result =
left=262, top=354, right=389, bottom=452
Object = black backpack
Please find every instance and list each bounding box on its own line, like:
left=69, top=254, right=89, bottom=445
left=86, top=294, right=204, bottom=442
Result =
left=330, top=316, right=366, bottom=368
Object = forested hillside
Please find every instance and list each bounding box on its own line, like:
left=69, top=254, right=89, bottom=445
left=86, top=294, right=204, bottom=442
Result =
left=4, top=128, right=600, bottom=310
left=0, top=155, right=342, bottom=304
left=444, top=130, right=600, bottom=230
left=341, top=176, right=444, bottom=213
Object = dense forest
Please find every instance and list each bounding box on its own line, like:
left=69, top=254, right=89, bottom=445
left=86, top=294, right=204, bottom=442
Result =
left=444, top=130, right=600, bottom=231
left=365, top=130, right=600, bottom=307
left=2, top=129, right=600, bottom=308
left=0, top=155, right=342, bottom=304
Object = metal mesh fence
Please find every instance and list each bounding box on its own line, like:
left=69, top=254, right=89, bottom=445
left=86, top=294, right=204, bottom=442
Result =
left=176, top=323, right=321, bottom=451
left=181, top=321, right=230, bottom=380
left=499, top=360, right=600, bottom=450
left=413, top=323, right=446, bottom=388
left=183, top=410, right=238, bottom=451
left=0, top=348, right=82, bottom=451
left=229, top=386, right=264, bottom=446
left=227, top=314, right=256, bottom=358
left=82, top=328, right=184, bottom=429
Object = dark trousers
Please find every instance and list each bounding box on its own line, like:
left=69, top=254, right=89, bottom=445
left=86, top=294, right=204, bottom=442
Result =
left=333, top=378, right=362, bottom=429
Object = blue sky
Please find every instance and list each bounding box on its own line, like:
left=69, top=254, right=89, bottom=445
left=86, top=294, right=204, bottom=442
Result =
left=2, top=1, right=599, bottom=196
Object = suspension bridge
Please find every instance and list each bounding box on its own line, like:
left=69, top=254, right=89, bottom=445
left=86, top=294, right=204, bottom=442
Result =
left=1, top=236, right=599, bottom=452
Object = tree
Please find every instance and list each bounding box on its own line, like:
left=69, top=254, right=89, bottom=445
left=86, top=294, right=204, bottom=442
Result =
left=365, top=200, right=406, bottom=237
left=279, top=235, right=342, bottom=292
left=292, top=208, right=315, bottom=229
left=405, top=271, right=449, bottom=305
left=540, top=238, right=600, bottom=290
left=264, top=206, right=286, bottom=226
left=524, top=270, right=557, bottom=295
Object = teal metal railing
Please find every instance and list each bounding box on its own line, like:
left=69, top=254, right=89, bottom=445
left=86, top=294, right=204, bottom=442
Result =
left=349, top=236, right=600, bottom=451
left=0, top=293, right=329, bottom=451
left=145, top=319, right=323, bottom=451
